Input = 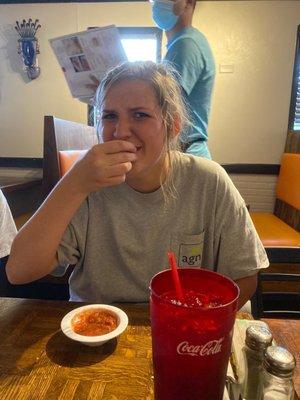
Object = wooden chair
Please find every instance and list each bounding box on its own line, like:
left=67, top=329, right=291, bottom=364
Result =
left=42, top=115, right=97, bottom=198
left=42, top=115, right=98, bottom=297
left=41, top=115, right=98, bottom=297
left=251, top=271, right=300, bottom=319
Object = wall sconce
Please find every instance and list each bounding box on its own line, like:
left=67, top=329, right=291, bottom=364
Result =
left=15, top=19, right=41, bottom=80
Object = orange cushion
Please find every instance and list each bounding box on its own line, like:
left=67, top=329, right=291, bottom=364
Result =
left=276, top=153, right=300, bottom=210
left=250, top=212, right=300, bottom=247
left=58, top=150, right=86, bottom=177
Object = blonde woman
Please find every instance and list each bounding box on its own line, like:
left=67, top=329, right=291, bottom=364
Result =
left=7, top=61, right=268, bottom=306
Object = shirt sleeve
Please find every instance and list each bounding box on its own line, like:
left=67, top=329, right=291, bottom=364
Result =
left=214, top=169, right=269, bottom=280
left=53, top=196, right=89, bottom=276
left=0, top=191, right=17, bottom=258
left=165, top=38, right=204, bottom=96
left=53, top=224, right=79, bottom=276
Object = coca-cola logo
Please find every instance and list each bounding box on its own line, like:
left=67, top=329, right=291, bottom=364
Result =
left=176, top=338, right=224, bottom=357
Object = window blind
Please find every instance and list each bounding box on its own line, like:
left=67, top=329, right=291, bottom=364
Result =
left=289, top=25, right=300, bottom=132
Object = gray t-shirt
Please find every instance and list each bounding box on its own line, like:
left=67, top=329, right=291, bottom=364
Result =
left=56, top=153, right=268, bottom=303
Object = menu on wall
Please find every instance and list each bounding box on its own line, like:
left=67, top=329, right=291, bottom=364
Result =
left=49, top=25, right=127, bottom=101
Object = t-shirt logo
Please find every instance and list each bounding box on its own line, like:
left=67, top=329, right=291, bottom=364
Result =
left=179, top=240, right=204, bottom=267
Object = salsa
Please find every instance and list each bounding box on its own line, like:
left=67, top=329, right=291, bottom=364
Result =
left=71, top=308, right=118, bottom=336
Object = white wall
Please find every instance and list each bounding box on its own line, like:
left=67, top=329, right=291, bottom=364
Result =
left=0, top=1, right=298, bottom=163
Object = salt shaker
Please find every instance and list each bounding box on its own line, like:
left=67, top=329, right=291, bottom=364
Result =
left=260, top=346, right=296, bottom=400
left=241, top=324, right=273, bottom=400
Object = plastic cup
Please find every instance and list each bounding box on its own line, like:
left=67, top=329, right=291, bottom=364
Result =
left=150, top=268, right=240, bottom=400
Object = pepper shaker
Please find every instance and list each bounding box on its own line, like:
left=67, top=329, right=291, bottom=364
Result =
left=241, top=324, right=273, bottom=400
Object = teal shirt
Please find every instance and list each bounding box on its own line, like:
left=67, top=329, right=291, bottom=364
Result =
left=164, top=27, right=215, bottom=159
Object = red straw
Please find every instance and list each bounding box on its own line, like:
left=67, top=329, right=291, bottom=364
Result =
left=167, top=252, right=184, bottom=302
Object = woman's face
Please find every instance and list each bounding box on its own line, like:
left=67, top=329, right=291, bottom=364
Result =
left=99, top=78, right=169, bottom=192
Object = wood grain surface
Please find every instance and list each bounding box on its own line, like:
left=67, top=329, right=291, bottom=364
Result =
left=262, top=318, right=300, bottom=399
left=0, top=298, right=298, bottom=400
left=0, top=299, right=153, bottom=400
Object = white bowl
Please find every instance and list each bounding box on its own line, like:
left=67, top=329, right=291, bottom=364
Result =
left=61, top=304, right=128, bottom=347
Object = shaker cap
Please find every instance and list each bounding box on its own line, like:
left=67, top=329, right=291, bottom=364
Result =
left=264, top=346, right=296, bottom=377
left=245, top=325, right=273, bottom=351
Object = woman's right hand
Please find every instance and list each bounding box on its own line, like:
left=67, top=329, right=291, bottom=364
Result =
left=63, top=140, right=137, bottom=196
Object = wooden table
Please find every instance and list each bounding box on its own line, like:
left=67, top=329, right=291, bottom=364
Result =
left=262, top=318, right=300, bottom=399
left=0, top=298, right=153, bottom=400
left=0, top=298, right=298, bottom=400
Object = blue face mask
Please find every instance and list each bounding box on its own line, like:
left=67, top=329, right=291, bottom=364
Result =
left=152, top=0, right=179, bottom=31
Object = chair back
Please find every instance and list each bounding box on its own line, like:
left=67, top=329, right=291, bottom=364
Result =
left=42, top=116, right=97, bottom=197
left=274, top=152, right=300, bottom=231
left=58, top=150, right=88, bottom=177
left=251, top=270, right=300, bottom=319
left=276, top=153, right=300, bottom=210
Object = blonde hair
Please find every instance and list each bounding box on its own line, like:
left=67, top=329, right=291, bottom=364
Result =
left=93, top=61, right=191, bottom=202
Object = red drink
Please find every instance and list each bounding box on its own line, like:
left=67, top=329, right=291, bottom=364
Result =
left=150, top=268, right=239, bottom=400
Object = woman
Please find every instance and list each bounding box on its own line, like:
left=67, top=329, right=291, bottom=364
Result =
left=6, top=61, right=268, bottom=307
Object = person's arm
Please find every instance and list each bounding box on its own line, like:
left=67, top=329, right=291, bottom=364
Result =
left=235, top=273, right=258, bottom=310
left=6, top=180, right=86, bottom=284
left=6, top=141, right=137, bottom=284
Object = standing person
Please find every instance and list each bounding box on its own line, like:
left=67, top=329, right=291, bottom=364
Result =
left=6, top=61, right=267, bottom=307
left=151, top=0, right=215, bottom=158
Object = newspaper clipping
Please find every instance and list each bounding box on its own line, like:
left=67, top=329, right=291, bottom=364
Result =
left=50, top=25, right=127, bottom=101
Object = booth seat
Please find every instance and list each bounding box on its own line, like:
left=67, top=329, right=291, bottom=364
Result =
left=250, top=213, right=300, bottom=248
left=249, top=153, right=300, bottom=318
left=250, top=153, right=300, bottom=250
